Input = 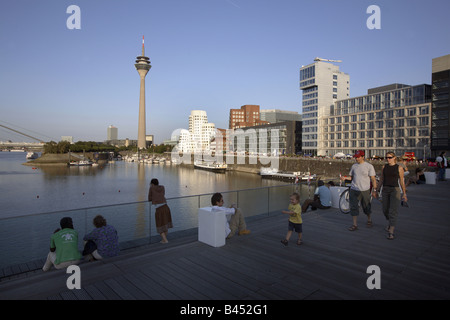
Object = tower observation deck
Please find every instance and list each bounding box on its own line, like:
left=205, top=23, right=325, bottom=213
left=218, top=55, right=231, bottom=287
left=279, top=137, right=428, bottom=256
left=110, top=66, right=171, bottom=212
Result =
left=135, top=36, right=151, bottom=150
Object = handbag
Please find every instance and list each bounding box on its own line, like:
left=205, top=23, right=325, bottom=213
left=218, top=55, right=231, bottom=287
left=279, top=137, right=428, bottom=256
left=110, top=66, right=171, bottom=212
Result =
left=82, top=240, right=97, bottom=255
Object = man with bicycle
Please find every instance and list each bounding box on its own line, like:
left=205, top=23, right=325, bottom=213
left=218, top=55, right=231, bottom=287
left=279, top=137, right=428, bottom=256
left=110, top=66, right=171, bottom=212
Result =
left=341, top=150, right=378, bottom=231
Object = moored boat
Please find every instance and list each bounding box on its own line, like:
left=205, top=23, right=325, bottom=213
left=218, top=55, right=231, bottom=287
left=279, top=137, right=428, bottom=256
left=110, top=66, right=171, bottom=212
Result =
left=194, top=161, right=227, bottom=173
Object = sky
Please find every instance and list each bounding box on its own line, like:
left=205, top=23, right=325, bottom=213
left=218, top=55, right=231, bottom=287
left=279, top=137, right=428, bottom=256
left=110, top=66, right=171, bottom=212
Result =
left=1, top=0, right=450, bottom=144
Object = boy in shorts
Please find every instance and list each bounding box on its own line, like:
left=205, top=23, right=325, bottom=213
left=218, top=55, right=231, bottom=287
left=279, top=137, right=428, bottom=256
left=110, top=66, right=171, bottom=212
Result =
left=281, top=193, right=302, bottom=246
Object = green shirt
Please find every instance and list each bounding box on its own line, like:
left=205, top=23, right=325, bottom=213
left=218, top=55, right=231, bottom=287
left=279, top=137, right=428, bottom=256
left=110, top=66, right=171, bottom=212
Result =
left=50, top=228, right=81, bottom=265
left=288, top=203, right=302, bottom=224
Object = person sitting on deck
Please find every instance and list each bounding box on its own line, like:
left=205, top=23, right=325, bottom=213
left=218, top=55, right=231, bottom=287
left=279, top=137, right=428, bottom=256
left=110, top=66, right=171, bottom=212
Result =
left=211, top=193, right=250, bottom=239
left=42, top=217, right=82, bottom=272
left=301, top=180, right=332, bottom=212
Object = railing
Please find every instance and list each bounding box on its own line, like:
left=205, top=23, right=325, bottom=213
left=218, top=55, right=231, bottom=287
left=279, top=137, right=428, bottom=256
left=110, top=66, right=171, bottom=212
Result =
left=0, top=183, right=308, bottom=269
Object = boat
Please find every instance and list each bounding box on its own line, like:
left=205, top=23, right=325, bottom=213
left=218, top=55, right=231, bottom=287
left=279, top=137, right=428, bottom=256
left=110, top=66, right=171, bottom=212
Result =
left=26, top=152, right=39, bottom=160
left=68, top=160, right=93, bottom=166
left=260, top=168, right=316, bottom=182
left=301, top=172, right=317, bottom=181
left=194, top=161, right=227, bottom=173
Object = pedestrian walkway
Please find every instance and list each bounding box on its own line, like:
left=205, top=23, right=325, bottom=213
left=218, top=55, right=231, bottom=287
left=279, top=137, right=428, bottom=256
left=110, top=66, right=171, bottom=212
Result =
left=1, top=180, right=449, bottom=300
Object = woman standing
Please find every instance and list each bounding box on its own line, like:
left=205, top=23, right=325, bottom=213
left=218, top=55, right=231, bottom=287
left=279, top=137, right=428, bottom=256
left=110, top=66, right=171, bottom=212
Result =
left=375, top=152, right=407, bottom=240
left=148, top=178, right=173, bottom=243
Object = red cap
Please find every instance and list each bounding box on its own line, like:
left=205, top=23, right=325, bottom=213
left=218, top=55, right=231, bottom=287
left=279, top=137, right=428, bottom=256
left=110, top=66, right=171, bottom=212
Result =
left=353, top=150, right=365, bottom=158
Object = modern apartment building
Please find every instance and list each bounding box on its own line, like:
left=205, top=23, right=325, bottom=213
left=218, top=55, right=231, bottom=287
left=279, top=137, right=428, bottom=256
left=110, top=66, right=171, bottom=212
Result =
left=300, top=58, right=350, bottom=156
left=229, top=105, right=269, bottom=129
left=431, top=54, right=450, bottom=152
left=323, top=83, right=432, bottom=158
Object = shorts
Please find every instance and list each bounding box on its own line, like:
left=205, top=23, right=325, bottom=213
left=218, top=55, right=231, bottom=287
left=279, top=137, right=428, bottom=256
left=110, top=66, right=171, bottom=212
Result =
left=288, top=221, right=302, bottom=233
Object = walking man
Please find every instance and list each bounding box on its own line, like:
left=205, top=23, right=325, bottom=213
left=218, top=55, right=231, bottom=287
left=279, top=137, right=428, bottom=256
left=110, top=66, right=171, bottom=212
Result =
left=340, top=150, right=378, bottom=231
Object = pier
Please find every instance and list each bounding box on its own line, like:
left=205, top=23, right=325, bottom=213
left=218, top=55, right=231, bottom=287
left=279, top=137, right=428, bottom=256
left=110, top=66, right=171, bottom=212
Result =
left=1, top=179, right=449, bottom=302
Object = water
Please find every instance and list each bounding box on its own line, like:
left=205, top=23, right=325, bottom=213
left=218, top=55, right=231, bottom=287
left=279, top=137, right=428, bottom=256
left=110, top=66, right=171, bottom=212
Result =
left=0, top=152, right=287, bottom=219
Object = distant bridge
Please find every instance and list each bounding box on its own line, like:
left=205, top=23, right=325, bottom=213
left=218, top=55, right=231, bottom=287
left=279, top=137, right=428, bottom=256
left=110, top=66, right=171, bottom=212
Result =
left=0, top=124, right=45, bottom=143
left=0, top=141, right=44, bottom=151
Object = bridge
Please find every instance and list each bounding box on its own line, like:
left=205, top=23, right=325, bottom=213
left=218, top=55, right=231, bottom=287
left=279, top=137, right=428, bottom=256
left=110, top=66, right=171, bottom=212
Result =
left=0, top=141, right=45, bottom=151
left=0, top=122, right=48, bottom=151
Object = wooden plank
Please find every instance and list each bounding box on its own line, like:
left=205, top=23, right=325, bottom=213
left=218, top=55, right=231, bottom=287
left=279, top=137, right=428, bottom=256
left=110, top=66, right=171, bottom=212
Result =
left=170, top=258, right=237, bottom=300
left=103, top=278, right=136, bottom=300
left=71, top=288, right=93, bottom=300
left=141, top=264, right=206, bottom=300
left=111, top=274, right=150, bottom=300
left=83, top=284, right=107, bottom=300
left=123, top=271, right=172, bottom=299
left=93, top=281, right=121, bottom=300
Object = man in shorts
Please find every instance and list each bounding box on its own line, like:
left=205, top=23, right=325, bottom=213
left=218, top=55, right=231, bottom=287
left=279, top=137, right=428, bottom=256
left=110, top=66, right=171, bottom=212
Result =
left=341, top=150, right=378, bottom=231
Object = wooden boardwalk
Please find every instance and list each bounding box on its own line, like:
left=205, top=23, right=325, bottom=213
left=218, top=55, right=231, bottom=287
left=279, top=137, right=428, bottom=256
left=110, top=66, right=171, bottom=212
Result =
left=1, top=179, right=450, bottom=301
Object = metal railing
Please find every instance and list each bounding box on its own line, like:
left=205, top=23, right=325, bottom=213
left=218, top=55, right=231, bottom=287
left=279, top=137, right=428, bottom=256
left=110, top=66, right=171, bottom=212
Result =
left=0, top=183, right=306, bottom=269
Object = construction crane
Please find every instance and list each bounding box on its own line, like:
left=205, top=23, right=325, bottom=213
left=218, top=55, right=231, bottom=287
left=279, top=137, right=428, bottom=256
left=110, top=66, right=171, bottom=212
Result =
left=314, top=57, right=342, bottom=63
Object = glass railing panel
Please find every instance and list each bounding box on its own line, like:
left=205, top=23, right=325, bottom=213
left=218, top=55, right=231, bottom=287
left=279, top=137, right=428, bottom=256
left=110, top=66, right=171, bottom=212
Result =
left=163, top=196, right=200, bottom=235
left=84, top=202, right=151, bottom=249
left=0, top=209, right=87, bottom=270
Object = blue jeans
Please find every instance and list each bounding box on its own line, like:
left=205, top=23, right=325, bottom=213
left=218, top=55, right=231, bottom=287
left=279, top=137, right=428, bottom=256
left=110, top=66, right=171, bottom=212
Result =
left=438, top=168, right=446, bottom=180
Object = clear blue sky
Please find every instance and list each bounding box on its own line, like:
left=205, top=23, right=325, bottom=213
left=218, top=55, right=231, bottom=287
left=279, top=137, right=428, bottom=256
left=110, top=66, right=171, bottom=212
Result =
left=1, top=0, right=450, bottom=144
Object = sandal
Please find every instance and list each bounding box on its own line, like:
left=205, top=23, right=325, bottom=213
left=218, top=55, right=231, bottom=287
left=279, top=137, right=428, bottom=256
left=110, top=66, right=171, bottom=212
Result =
left=387, top=233, right=395, bottom=240
left=297, top=239, right=303, bottom=245
left=281, top=239, right=288, bottom=246
left=348, top=225, right=358, bottom=231
left=367, top=221, right=373, bottom=228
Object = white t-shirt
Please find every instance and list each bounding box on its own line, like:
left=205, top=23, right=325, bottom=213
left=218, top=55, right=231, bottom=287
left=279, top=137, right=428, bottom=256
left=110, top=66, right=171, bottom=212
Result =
left=349, top=161, right=376, bottom=191
left=211, top=205, right=235, bottom=237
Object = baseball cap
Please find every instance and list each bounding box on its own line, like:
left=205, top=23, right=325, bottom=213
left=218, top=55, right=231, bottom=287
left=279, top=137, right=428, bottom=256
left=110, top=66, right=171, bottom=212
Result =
left=353, top=150, right=365, bottom=158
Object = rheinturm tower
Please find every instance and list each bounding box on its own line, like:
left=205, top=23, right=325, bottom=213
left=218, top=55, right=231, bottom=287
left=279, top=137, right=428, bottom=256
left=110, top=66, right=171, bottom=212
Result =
left=135, top=36, right=151, bottom=150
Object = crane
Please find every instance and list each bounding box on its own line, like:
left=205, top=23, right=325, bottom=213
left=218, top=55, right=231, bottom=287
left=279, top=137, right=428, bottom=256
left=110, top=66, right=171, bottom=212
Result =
left=314, top=57, right=342, bottom=63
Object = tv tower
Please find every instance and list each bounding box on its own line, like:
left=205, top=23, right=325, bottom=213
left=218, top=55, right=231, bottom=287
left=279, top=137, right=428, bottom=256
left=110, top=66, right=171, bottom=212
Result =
left=135, top=36, right=151, bottom=150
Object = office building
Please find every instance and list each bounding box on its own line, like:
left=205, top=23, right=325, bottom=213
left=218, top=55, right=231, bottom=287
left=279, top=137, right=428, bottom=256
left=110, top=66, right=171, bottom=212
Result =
left=229, top=105, right=269, bottom=129
left=260, top=109, right=302, bottom=123
left=300, top=58, right=350, bottom=156
left=323, top=83, right=431, bottom=158
left=431, top=54, right=450, bottom=152
left=229, top=121, right=302, bottom=155
left=107, top=125, right=118, bottom=141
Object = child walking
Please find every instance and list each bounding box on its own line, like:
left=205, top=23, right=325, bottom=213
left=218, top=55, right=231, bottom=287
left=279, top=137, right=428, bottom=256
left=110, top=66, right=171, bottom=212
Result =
left=281, top=192, right=303, bottom=246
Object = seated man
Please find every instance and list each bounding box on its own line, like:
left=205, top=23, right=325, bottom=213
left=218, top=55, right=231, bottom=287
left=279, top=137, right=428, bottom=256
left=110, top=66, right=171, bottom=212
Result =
left=211, top=192, right=250, bottom=239
left=42, top=217, right=82, bottom=272
left=406, top=168, right=426, bottom=187
left=301, top=180, right=332, bottom=212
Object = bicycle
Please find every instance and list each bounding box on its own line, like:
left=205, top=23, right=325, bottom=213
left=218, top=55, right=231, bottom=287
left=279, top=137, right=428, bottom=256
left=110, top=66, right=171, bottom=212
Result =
left=339, top=178, right=379, bottom=214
